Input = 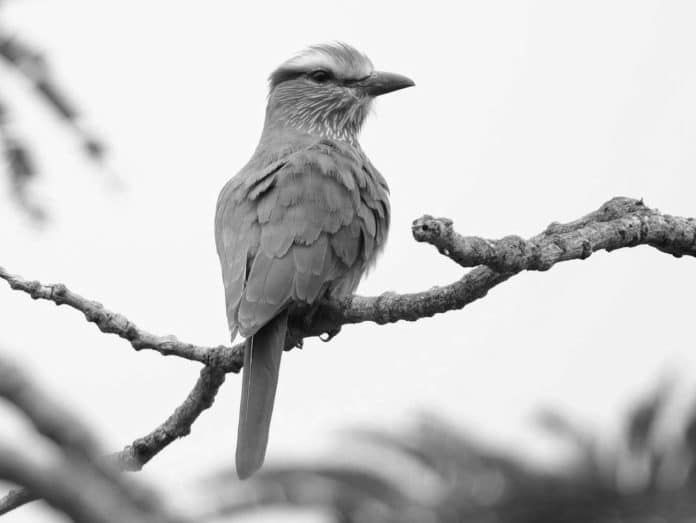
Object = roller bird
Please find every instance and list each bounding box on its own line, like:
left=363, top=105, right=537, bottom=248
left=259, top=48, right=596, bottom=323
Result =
left=215, top=43, right=414, bottom=478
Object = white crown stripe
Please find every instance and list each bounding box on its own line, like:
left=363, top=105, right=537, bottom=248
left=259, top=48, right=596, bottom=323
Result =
left=279, top=43, right=373, bottom=81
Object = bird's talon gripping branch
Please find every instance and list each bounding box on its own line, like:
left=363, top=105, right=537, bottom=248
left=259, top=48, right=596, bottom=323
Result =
left=285, top=328, right=305, bottom=350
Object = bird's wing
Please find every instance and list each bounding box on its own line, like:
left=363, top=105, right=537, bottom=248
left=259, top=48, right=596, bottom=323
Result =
left=215, top=140, right=388, bottom=338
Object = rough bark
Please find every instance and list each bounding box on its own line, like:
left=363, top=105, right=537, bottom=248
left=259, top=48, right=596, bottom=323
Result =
left=1, top=196, right=694, bottom=516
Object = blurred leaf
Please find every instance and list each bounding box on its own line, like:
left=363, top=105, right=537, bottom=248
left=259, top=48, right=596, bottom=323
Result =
left=625, top=382, right=671, bottom=455
left=684, top=419, right=696, bottom=456
left=83, top=136, right=106, bottom=160
left=0, top=34, right=46, bottom=72
left=0, top=7, right=109, bottom=220
left=209, top=387, right=696, bottom=523
left=210, top=465, right=420, bottom=523
left=6, top=141, right=34, bottom=180
left=34, top=78, right=77, bottom=121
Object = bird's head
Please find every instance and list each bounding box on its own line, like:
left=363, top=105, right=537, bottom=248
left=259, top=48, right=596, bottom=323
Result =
left=263, top=42, right=414, bottom=143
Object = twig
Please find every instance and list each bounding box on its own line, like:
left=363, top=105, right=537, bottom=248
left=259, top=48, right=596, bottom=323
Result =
left=0, top=264, right=242, bottom=370
left=114, top=365, right=227, bottom=470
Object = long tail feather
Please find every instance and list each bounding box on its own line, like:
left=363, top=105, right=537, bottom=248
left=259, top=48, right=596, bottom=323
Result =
left=236, top=310, right=288, bottom=479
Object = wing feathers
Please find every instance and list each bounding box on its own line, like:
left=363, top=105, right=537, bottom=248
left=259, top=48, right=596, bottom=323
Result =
left=215, top=140, right=390, bottom=338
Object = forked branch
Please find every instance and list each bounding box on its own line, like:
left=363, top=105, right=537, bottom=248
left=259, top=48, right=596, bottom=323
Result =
left=3, top=198, right=694, bottom=364
left=1, top=196, right=694, bottom=516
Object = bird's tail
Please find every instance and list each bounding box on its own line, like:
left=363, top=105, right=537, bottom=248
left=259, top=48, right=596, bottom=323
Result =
left=235, top=309, right=288, bottom=479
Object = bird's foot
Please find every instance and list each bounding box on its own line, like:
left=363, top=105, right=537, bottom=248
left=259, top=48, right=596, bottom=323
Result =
left=284, top=329, right=303, bottom=351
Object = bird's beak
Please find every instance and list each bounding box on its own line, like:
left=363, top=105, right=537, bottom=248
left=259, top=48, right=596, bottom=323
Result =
left=359, top=71, right=415, bottom=97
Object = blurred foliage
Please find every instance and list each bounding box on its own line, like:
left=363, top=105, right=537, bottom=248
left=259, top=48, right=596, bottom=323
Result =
left=0, top=2, right=105, bottom=221
left=209, top=384, right=696, bottom=522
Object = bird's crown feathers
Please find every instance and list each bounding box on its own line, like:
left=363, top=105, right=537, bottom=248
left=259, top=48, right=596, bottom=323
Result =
left=269, top=42, right=373, bottom=89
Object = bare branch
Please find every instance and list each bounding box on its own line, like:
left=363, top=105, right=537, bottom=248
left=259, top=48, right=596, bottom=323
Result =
left=114, top=365, right=227, bottom=471
left=411, top=197, right=696, bottom=272
left=1, top=196, right=694, bottom=516
left=2, top=197, right=695, bottom=367
left=0, top=264, right=242, bottom=370
left=290, top=197, right=696, bottom=338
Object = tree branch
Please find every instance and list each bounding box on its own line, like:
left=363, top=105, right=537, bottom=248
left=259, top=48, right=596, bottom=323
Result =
left=114, top=365, right=227, bottom=471
left=1, top=196, right=694, bottom=515
left=0, top=264, right=243, bottom=370
left=1, top=197, right=694, bottom=366
left=302, top=197, right=696, bottom=336
left=411, top=197, right=696, bottom=272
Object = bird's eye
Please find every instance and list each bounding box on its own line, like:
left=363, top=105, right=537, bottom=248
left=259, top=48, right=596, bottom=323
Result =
left=309, top=69, right=332, bottom=83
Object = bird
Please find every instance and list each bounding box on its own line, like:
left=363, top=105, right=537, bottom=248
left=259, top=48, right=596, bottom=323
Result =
left=215, top=42, right=414, bottom=479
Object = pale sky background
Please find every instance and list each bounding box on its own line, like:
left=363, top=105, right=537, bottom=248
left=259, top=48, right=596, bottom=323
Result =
left=1, top=1, right=696, bottom=521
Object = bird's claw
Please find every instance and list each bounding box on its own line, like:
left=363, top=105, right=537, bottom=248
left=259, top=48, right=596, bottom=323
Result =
left=284, top=329, right=304, bottom=351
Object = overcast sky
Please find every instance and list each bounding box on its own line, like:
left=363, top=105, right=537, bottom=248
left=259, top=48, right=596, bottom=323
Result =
left=2, top=1, right=696, bottom=521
